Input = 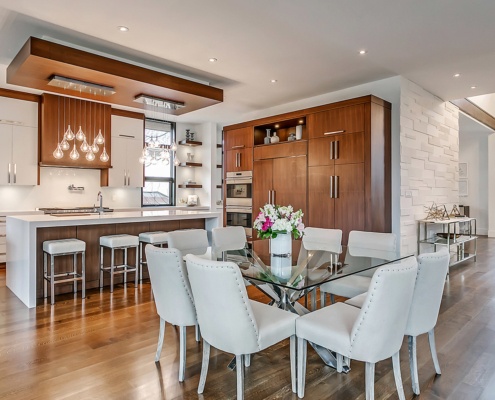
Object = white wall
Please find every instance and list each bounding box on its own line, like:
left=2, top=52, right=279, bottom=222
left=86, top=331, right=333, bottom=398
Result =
left=0, top=167, right=141, bottom=211
left=399, top=78, right=460, bottom=255
left=458, top=114, right=492, bottom=235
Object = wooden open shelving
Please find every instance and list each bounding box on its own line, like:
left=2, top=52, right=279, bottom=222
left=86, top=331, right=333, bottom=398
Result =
left=178, top=184, right=202, bottom=189
left=178, top=139, right=202, bottom=147
left=178, top=162, right=202, bottom=168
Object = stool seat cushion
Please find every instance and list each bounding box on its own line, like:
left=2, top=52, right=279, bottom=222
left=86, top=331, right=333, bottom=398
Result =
left=100, top=234, right=139, bottom=248
left=43, top=238, right=86, bottom=255
left=139, top=231, right=168, bottom=244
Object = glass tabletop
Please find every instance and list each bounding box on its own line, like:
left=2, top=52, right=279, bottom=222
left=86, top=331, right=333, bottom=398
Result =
left=225, top=244, right=411, bottom=292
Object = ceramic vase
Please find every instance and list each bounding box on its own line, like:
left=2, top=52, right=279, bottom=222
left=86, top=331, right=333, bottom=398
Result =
left=270, top=131, right=280, bottom=143
left=270, top=233, right=292, bottom=279
left=264, top=129, right=271, bottom=144
left=295, top=125, right=303, bottom=140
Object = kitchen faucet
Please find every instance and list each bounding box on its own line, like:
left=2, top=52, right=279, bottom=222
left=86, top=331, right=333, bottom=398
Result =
left=96, top=191, right=104, bottom=214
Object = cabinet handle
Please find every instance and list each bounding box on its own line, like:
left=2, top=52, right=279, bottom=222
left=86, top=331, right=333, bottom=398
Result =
left=124, top=170, right=127, bottom=186
left=7, top=164, right=10, bottom=184
left=329, top=141, right=334, bottom=160
left=127, top=171, right=130, bottom=186
left=271, top=190, right=276, bottom=205
left=119, top=134, right=135, bottom=138
left=335, top=141, right=339, bottom=159
left=238, top=152, right=242, bottom=167
left=324, top=130, right=345, bottom=136
left=232, top=145, right=245, bottom=149
left=335, top=175, right=339, bottom=198
left=268, top=190, right=271, bottom=204
left=14, top=164, right=16, bottom=184
left=329, top=176, right=334, bottom=198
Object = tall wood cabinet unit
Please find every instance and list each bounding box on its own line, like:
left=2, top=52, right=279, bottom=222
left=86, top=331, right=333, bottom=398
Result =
left=224, top=126, right=253, bottom=172
left=307, top=98, right=391, bottom=241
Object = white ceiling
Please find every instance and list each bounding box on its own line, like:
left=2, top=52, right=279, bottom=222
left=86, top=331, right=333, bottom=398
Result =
left=0, top=0, right=495, bottom=125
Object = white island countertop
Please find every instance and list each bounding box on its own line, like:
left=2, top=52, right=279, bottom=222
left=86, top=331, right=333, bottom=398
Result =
left=6, top=209, right=221, bottom=308
left=8, top=209, right=221, bottom=228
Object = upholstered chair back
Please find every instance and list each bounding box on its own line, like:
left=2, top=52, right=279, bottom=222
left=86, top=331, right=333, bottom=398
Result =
left=167, top=229, right=209, bottom=257
left=349, top=256, right=418, bottom=363
left=145, top=245, right=196, bottom=327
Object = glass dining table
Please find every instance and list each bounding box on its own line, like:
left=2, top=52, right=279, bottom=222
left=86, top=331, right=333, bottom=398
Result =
left=224, top=243, right=410, bottom=373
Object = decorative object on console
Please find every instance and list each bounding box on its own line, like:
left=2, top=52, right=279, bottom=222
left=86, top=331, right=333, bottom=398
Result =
left=424, top=202, right=450, bottom=221
left=450, top=204, right=463, bottom=217
left=187, top=194, right=199, bottom=206
left=295, top=124, right=303, bottom=140
left=270, top=130, right=280, bottom=143
left=264, top=128, right=271, bottom=144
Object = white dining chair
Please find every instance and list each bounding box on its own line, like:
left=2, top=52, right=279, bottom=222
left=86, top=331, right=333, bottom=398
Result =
left=296, top=227, right=342, bottom=310
left=212, top=226, right=247, bottom=260
left=167, top=229, right=212, bottom=260
left=185, top=254, right=298, bottom=399
left=345, top=248, right=450, bottom=395
left=296, top=256, right=418, bottom=400
left=145, top=245, right=197, bottom=382
left=319, top=230, right=397, bottom=304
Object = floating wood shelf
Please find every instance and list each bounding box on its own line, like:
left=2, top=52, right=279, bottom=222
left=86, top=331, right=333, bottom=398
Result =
left=216, top=185, right=222, bottom=189
left=178, top=184, right=202, bottom=189
left=179, top=139, right=202, bottom=146
left=216, top=144, right=222, bottom=148
left=216, top=164, right=222, bottom=168
left=178, top=162, right=202, bottom=168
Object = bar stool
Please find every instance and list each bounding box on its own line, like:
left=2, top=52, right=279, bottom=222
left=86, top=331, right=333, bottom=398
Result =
left=99, top=234, right=139, bottom=292
left=138, top=231, right=168, bottom=281
left=43, top=238, right=86, bottom=305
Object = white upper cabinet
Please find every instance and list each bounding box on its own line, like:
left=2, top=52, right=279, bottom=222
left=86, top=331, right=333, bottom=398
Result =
left=0, top=97, right=38, bottom=186
left=109, top=115, right=144, bottom=188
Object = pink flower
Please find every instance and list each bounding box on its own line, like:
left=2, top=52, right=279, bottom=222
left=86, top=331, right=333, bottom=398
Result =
left=262, top=219, right=273, bottom=231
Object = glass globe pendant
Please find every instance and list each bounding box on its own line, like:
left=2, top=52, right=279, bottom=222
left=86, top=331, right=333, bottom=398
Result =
left=100, top=147, right=109, bottom=162
left=173, top=157, right=181, bottom=167
left=85, top=148, right=95, bottom=161
left=95, top=129, right=105, bottom=145
left=91, top=140, right=99, bottom=153
left=69, top=143, right=79, bottom=160
left=80, top=138, right=90, bottom=153
left=53, top=143, right=64, bottom=159
left=60, top=136, right=70, bottom=151
left=65, top=125, right=75, bottom=141
left=75, top=126, right=85, bottom=141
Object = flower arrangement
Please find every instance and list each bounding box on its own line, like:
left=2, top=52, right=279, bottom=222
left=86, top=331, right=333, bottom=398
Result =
left=253, top=204, right=305, bottom=239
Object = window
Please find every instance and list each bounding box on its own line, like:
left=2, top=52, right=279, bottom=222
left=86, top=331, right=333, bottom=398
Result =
left=142, top=119, right=176, bottom=206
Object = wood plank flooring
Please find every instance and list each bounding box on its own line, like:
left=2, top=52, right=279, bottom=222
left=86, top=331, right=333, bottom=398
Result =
left=0, top=238, right=494, bottom=399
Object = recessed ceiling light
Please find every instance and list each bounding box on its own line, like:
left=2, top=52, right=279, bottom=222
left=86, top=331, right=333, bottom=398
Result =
left=208, top=58, right=217, bottom=63
left=453, top=73, right=460, bottom=78
left=471, top=86, right=477, bottom=89
left=271, top=79, right=277, bottom=83
left=298, top=119, right=304, bottom=124
left=275, top=124, right=280, bottom=128
left=118, top=26, right=129, bottom=32
left=359, top=50, right=367, bottom=55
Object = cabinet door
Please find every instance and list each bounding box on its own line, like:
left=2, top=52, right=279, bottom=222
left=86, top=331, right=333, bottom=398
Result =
left=308, top=165, right=334, bottom=229
left=126, top=139, right=144, bottom=188
left=333, top=131, right=364, bottom=165
left=0, top=124, right=12, bottom=185
left=253, top=159, right=273, bottom=214
left=224, top=127, right=253, bottom=150
left=225, top=148, right=253, bottom=172
left=334, top=163, right=365, bottom=244
left=12, top=125, right=38, bottom=185
left=108, top=136, right=127, bottom=187
left=308, top=104, right=364, bottom=139
left=272, top=156, right=307, bottom=215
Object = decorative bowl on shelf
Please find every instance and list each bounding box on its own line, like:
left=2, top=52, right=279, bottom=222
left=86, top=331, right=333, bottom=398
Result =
left=436, top=233, right=461, bottom=240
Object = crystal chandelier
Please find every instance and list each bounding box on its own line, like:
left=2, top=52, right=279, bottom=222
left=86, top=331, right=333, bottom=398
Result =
left=139, top=132, right=179, bottom=166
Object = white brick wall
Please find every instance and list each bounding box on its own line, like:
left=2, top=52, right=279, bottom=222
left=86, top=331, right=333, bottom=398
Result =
left=400, top=78, right=459, bottom=255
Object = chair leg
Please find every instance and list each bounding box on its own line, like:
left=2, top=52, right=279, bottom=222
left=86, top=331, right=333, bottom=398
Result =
left=135, top=245, right=139, bottom=288
left=43, top=252, right=48, bottom=299
left=245, top=354, right=251, bottom=367
left=198, top=340, right=210, bottom=394
left=236, top=354, right=245, bottom=400
left=408, top=335, right=420, bottom=395
left=428, top=329, right=442, bottom=375
left=99, top=246, right=104, bottom=289
left=123, top=248, right=128, bottom=285
left=179, top=326, right=186, bottom=382
left=73, top=253, right=77, bottom=293
left=290, top=335, right=296, bottom=393
left=139, top=242, right=143, bottom=282
left=365, top=362, right=375, bottom=400
left=297, top=338, right=307, bottom=398
left=50, top=255, right=55, bottom=305
left=195, top=323, right=201, bottom=342
left=321, top=291, right=326, bottom=307
left=82, top=251, right=86, bottom=299
left=330, top=294, right=335, bottom=304
left=392, top=351, right=406, bottom=400
left=155, top=318, right=166, bottom=362
left=336, top=353, right=343, bottom=373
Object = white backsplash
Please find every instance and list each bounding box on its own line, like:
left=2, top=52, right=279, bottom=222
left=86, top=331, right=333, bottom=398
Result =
left=0, top=167, right=141, bottom=211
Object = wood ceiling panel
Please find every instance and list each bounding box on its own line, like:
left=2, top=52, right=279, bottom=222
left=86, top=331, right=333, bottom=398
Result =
left=6, top=37, right=223, bottom=116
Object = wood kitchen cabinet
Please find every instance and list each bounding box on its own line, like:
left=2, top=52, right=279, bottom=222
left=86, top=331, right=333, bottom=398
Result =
left=0, top=123, right=38, bottom=185
left=109, top=115, right=144, bottom=188
left=308, top=104, right=364, bottom=138
left=224, top=126, right=253, bottom=151
left=225, top=148, right=253, bottom=172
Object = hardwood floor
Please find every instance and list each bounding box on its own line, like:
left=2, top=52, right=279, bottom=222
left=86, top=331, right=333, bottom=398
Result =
left=0, top=238, right=494, bottom=399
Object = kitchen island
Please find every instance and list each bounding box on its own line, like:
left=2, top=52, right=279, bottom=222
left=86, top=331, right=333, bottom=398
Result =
left=6, top=209, right=221, bottom=308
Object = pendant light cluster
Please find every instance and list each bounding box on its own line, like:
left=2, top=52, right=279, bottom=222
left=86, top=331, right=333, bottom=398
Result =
left=53, top=96, right=109, bottom=163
